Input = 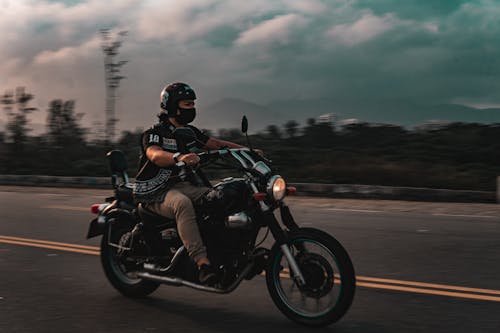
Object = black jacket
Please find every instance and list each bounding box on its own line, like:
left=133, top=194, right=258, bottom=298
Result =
left=133, top=121, right=209, bottom=203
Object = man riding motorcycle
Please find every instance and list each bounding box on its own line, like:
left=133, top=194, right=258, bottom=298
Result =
left=89, top=83, right=355, bottom=326
left=133, top=82, right=252, bottom=285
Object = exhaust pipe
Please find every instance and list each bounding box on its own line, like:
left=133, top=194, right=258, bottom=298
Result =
left=143, top=246, right=186, bottom=274
left=137, top=262, right=255, bottom=294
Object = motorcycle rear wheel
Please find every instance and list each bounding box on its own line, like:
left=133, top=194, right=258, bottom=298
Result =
left=101, top=224, right=160, bottom=298
left=266, top=227, right=355, bottom=326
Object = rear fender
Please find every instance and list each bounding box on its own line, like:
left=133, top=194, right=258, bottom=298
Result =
left=86, top=208, right=136, bottom=239
left=87, top=217, right=105, bottom=239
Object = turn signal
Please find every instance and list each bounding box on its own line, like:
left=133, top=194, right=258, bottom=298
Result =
left=286, top=187, right=297, bottom=195
left=90, top=204, right=100, bottom=214
left=253, top=192, right=267, bottom=201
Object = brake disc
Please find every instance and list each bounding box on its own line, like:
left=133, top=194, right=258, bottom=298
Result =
left=296, top=252, right=334, bottom=298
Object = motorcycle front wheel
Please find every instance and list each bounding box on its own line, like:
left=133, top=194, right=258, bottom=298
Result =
left=101, top=223, right=160, bottom=298
left=266, top=227, right=355, bottom=326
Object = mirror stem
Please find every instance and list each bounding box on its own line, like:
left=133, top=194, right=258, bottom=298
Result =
left=245, top=131, right=253, bottom=151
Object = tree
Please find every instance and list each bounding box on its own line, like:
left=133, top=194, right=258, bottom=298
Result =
left=284, top=120, right=299, bottom=138
left=200, top=128, right=213, bottom=138
left=46, top=99, right=86, bottom=148
left=0, top=131, right=5, bottom=173
left=1, top=87, right=38, bottom=147
left=217, top=128, right=241, bottom=140
left=302, top=117, right=334, bottom=147
left=266, top=124, right=282, bottom=139
left=1, top=87, right=38, bottom=172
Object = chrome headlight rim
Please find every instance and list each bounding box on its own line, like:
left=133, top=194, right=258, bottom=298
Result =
left=267, top=175, right=286, bottom=202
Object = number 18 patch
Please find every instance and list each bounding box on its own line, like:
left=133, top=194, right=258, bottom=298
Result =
left=149, top=134, right=160, bottom=143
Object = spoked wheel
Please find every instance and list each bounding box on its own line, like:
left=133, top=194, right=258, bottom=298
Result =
left=101, top=223, right=160, bottom=298
left=266, top=228, right=355, bottom=326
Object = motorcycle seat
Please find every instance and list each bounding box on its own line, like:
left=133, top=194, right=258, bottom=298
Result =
left=138, top=203, right=176, bottom=228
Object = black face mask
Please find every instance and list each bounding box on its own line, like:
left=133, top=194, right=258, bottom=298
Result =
left=175, top=107, right=196, bottom=125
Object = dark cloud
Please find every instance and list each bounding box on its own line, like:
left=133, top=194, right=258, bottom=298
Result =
left=354, top=0, right=471, bottom=19
left=203, top=26, right=241, bottom=48
left=2, top=0, right=500, bottom=135
left=44, top=0, right=85, bottom=6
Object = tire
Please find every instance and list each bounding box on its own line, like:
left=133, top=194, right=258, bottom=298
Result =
left=101, top=223, right=160, bottom=298
left=266, top=227, right=355, bottom=326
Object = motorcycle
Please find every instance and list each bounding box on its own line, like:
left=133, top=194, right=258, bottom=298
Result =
left=87, top=116, right=355, bottom=326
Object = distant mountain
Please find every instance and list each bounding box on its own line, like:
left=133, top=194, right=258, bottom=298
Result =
left=266, top=99, right=500, bottom=127
left=423, top=104, right=500, bottom=124
left=195, top=98, right=284, bottom=133
left=195, top=97, right=500, bottom=134
left=345, top=101, right=500, bottom=126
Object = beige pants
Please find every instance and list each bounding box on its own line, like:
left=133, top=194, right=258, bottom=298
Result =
left=147, top=182, right=210, bottom=262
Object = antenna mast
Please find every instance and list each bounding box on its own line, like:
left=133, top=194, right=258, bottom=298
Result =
left=100, top=29, right=128, bottom=143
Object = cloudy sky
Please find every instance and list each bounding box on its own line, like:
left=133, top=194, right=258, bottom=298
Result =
left=1, top=0, right=500, bottom=134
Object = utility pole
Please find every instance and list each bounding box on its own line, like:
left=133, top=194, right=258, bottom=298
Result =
left=100, top=29, right=127, bottom=143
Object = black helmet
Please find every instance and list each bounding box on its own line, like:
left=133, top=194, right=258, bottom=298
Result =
left=160, top=82, right=196, bottom=117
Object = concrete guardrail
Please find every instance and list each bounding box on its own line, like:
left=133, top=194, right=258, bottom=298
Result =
left=0, top=174, right=497, bottom=203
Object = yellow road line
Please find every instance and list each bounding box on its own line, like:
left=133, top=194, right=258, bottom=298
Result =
left=355, top=275, right=500, bottom=296
left=356, top=281, right=500, bottom=302
left=0, top=239, right=99, bottom=256
left=275, top=270, right=500, bottom=302
left=2, top=235, right=500, bottom=302
left=282, top=267, right=500, bottom=296
left=0, top=235, right=99, bottom=251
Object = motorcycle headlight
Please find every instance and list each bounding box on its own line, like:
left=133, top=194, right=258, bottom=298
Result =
left=267, top=176, right=286, bottom=201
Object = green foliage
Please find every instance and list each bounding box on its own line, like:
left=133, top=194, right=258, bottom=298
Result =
left=2, top=87, right=38, bottom=146
left=217, top=128, right=242, bottom=141
left=263, top=122, right=500, bottom=191
left=1, top=87, right=38, bottom=172
left=47, top=99, right=86, bottom=148
left=266, top=125, right=282, bottom=139
left=284, top=120, right=299, bottom=138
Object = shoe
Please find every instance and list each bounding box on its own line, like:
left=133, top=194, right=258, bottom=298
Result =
left=198, top=264, right=218, bottom=286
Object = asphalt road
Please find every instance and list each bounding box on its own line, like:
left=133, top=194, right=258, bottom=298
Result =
left=1, top=186, right=500, bottom=333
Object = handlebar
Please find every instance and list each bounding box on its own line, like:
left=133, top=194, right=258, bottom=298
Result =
left=175, top=149, right=230, bottom=168
left=176, top=148, right=269, bottom=169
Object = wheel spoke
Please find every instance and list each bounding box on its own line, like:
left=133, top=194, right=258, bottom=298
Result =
left=272, top=237, right=347, bottom=318
left=107, top=230, right=143, bottom=284
left=267, top=230, right=355, bottom=326
left=300, top=293, right=307, bottom=307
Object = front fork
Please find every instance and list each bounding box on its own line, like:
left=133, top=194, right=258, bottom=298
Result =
left=265, top=204, right=306, bottom=286
left=280, top=244, right=306, bottom=286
